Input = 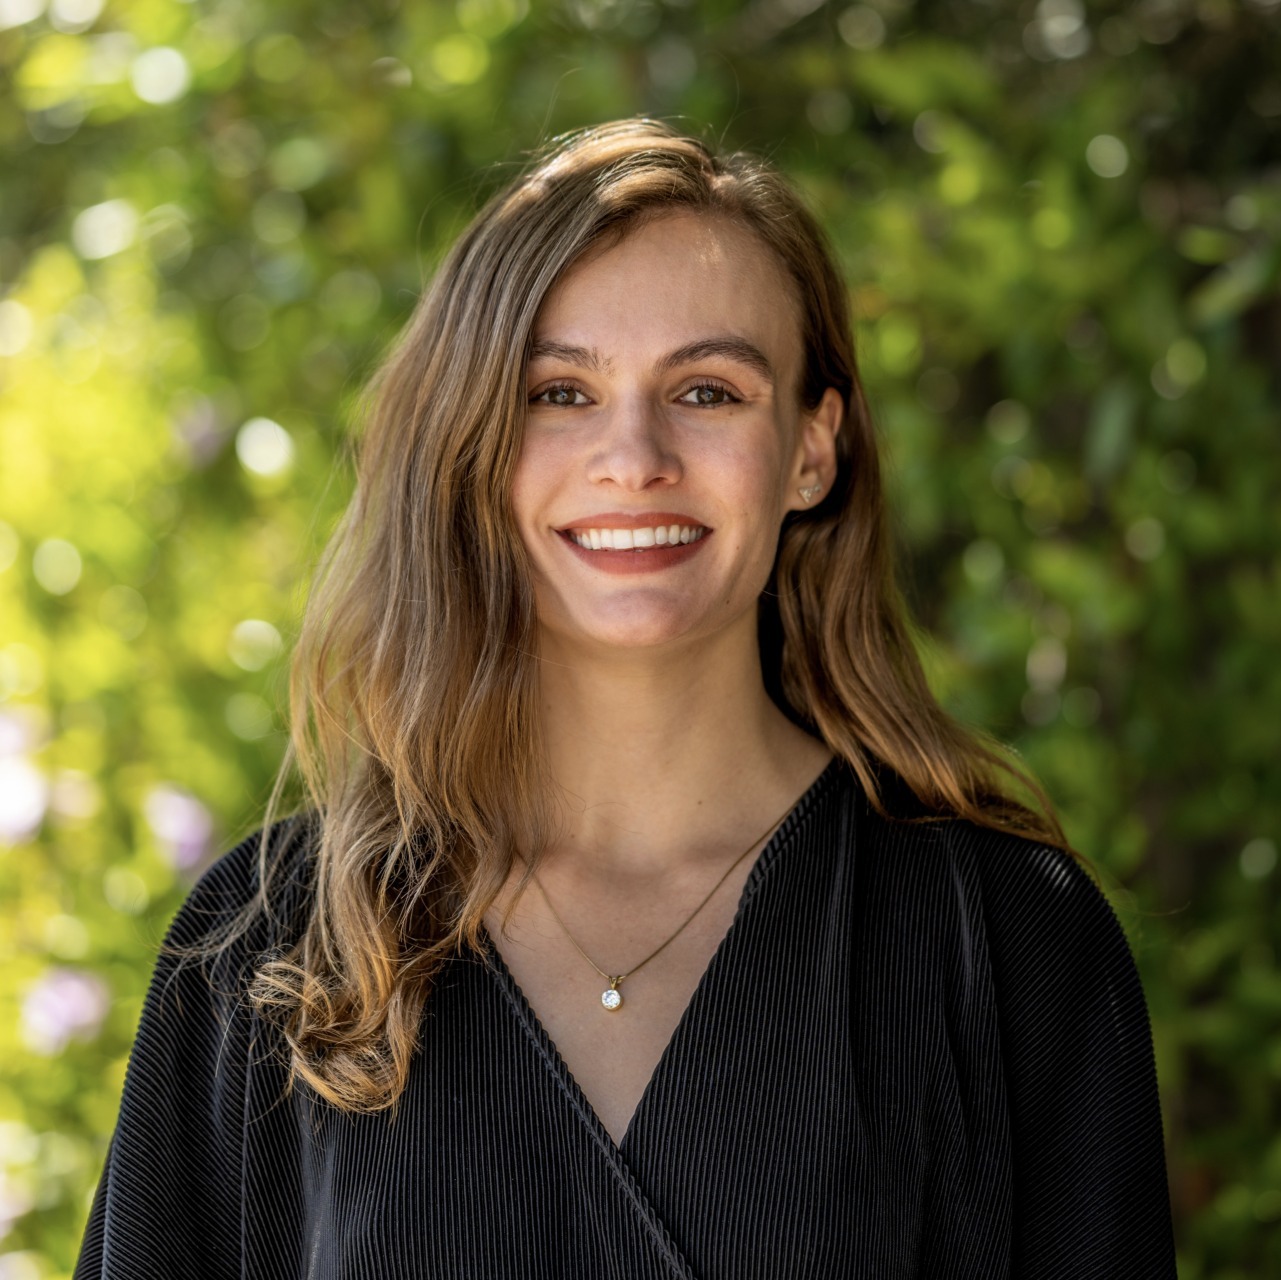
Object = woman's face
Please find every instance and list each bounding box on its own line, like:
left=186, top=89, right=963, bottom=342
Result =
left=512, top=209, right=841, bottom=658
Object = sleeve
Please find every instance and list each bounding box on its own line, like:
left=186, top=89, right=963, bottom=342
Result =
left=976, top=838, right=1177, bottom=1278
left=74, top=820, right=309, bottom=1279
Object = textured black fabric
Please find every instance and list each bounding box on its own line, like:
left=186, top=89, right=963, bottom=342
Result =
left=75, top=759, right=1177, bottom=1278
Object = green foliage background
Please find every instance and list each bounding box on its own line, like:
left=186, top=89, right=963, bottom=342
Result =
left=1, top=0, right=1277, bottom=1273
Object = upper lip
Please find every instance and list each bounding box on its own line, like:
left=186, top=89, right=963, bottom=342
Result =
left=557, top=512, right=710, bottom=531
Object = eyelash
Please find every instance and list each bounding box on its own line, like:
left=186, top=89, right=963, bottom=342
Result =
left=529, top=379, right=742, bottom=407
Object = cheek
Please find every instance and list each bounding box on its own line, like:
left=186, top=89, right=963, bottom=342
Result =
left=509, top=436, right=556, bottom=534
left=717, top=437, right=790, bottom=513
left=733, top=431, right=798, bottom=554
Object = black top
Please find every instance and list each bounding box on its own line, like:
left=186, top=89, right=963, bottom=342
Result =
left=75, top=758, right=1176, bottom=1278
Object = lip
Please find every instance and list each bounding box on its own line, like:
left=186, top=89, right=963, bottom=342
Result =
left=557, top=511, right=709, bottom=532
left=552, top=512, right=714, bottom=574
left=557, top=529, right=712, bottom=574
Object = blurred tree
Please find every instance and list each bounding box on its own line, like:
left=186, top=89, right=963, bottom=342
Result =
left=0, top=0, right=1278, bottom=1274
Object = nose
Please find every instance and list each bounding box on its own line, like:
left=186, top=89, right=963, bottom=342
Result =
left=585, top=395, right=683, bottom=492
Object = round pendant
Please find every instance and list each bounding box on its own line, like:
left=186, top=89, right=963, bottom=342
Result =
left=601, top=987, right=622, bottom=1011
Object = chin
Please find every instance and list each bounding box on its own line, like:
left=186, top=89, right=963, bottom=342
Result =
left=540, top=598, right=710, bottom=654
left=570, top=619, right=697, bottom=653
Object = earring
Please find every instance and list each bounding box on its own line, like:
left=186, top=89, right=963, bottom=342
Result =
left=798, top=483, right=822, bottom=503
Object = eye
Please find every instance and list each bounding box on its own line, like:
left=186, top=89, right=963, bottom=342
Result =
left=678, top=381, right=740, bottom=408
left=529, top=381, right=589, bottom=407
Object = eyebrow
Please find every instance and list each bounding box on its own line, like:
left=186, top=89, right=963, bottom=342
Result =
left=528, top=339, right=615, bottom=374
left=528, top=335, right=776, bottom=385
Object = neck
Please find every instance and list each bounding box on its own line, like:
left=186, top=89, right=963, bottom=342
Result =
left=532, top=621, right=831, bottom=877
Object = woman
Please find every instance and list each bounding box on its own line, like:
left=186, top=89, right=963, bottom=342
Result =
left=76, top=119, right=1176, bottom=1277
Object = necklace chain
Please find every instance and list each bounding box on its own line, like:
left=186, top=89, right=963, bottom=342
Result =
left=528, top=797, right=799, bottom=1009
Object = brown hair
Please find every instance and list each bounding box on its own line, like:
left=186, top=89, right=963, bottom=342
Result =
left=226, top=118, right=1070, bottom=1113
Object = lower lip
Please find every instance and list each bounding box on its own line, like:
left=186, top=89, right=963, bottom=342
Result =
left=557, top=531, right=712, bottom=575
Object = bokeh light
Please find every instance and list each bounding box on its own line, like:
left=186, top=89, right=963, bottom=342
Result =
left=129, top=47, right=190, bottom=104
left=235, top=417, right=295, bottom=477
left=1086, top=134, right=1130, bottom=178
left=143, top=785, right=214, bottom=870
left=0, top=756, right=48, bottom=845
left=20, top=969, right=110, bottom=1056
left=70, top=201, right=138, bottom=261
left=31, top=540, right=81, bottom=595
left=228, top=619, right=284, bottom=671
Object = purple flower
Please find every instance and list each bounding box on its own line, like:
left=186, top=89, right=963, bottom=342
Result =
left=20, top=968, right=110, bottom=1056
left=143, top=784, right=213, bottom=869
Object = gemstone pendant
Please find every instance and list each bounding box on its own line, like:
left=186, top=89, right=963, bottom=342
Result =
left=601, top=979, right=623, bottom=1011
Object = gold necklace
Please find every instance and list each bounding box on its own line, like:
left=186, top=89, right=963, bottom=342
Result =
left=528, top=798, right=798, bottom=1012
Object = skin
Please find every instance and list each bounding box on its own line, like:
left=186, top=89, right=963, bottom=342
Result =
left=484, top=209, right=842, bottom=1145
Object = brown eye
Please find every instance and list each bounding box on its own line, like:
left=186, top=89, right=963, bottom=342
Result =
left=532, top=384, right=585, bottom=407
left=680, top=382, right=738, bottom=407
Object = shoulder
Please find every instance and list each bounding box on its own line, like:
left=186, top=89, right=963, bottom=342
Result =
left=941, top=818, right=1131, bottom=969
left=851, top=770, right=1118, bottom=937
left=931, top=819, right=1151, bottom=1050
left=849, top=779, right=1138, bottom=994
left=159, top=810, right=320, bottom=997
left=942, top=817, right=1108, bottom=917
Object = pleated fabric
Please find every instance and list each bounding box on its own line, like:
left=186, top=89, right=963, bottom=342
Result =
left=74, top=758, right=1177, bottom=1278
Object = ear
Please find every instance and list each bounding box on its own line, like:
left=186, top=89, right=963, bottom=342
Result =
left=786, top=387, right=843, bottom=513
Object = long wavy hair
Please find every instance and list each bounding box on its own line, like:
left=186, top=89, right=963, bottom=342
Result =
left=219, top=118, right=1071, bottom=1114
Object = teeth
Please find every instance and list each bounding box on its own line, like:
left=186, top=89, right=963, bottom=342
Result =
left=566, top=526, right=707, bottom=551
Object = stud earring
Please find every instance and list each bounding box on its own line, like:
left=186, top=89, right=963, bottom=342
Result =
left=798, top=483, right=822, bottom=503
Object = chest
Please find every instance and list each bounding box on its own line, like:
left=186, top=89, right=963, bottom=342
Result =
left=252, top=794, right=1017, bottom=1279
left=481, top=862, right=752, bottom=1145
left=271, top=885, right=993, bottom=1280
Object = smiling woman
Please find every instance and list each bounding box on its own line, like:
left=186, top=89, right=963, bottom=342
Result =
left=514, top=210, right=841, bottom=649
left=75, top=120, right=1176, bottom=1278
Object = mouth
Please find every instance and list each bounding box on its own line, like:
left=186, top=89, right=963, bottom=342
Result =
left=558, top=522, right=710, bottom=552
left=553, top=513, right=713, bottom=574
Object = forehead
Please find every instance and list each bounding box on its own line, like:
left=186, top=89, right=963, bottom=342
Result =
left=532, top=211, right=803, bottom=379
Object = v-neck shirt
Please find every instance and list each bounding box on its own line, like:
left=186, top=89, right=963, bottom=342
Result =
left=479, top=758, right=831, bottom=1155
left=75, top=759, right=1176, bottom=1278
